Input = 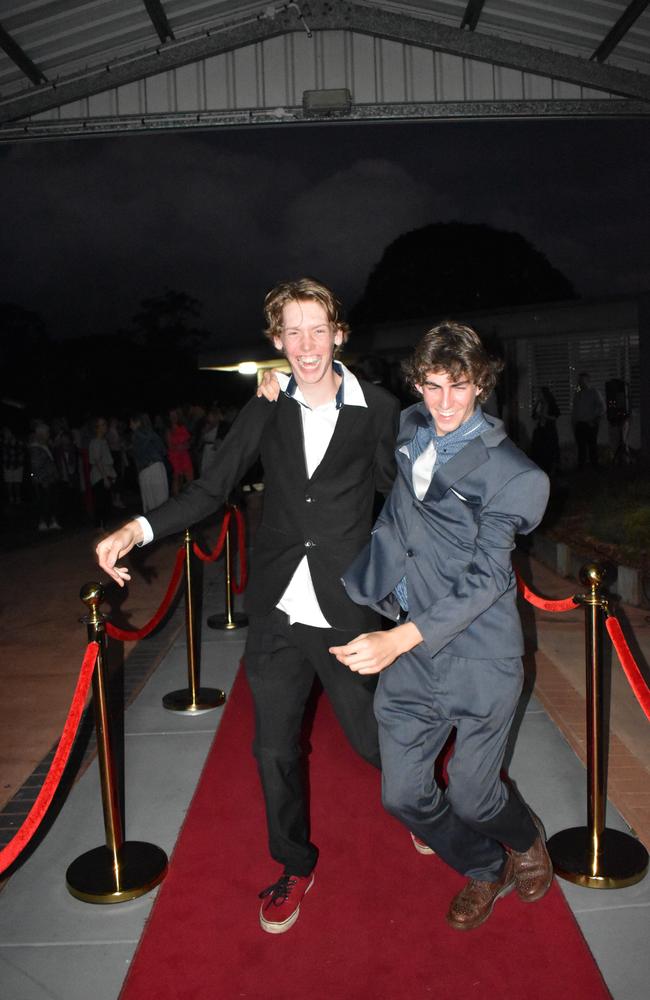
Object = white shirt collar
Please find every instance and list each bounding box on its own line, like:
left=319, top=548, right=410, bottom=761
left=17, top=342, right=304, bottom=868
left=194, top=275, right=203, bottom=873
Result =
left=275, top=361, right=368, bottom=409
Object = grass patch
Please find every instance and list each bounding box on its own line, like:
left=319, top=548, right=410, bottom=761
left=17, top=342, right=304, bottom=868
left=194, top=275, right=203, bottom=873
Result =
left=542, top=466, right=650, bottom=570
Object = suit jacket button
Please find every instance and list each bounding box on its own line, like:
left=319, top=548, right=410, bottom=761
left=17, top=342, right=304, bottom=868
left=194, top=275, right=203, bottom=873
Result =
left=305, top=539, right=315, bottom=548
left=305, top=495, right=314, bottom=503
left=407, top=549, right=414, bottom=557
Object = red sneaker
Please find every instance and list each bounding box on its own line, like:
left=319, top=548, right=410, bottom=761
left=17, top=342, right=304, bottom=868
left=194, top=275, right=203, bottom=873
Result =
left=411, top=832, right=435, bottom=855
left=258, top=872, right=315, bottom=934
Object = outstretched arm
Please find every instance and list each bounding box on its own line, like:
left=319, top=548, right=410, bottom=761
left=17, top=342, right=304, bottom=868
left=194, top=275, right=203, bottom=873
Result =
left=95, top=395, right=274, bottom=582
left=145, top=394, right=272, bottom=539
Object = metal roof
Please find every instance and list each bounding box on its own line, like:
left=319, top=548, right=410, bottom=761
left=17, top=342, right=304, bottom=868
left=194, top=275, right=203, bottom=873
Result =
left=0, top=1, right=648, bottom=135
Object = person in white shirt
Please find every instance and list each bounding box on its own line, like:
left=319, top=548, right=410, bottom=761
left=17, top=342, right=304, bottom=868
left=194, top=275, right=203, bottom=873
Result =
left=96, top=278, right=399, bottom=934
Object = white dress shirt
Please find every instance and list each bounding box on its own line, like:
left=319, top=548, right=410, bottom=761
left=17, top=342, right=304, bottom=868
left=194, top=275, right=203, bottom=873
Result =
left=398, top=440, right=438, bottom=499
left=275, top=363, right=367, bottom=627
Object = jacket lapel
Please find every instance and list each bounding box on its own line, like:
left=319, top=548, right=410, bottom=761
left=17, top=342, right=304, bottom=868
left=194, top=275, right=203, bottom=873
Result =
left=397, top=402, right=504, bottom=502
left=309, top=405, right=363, bottom=484
left=278, top=394, right=310, bottom=482
left=426, top=437, right=489, bottom=501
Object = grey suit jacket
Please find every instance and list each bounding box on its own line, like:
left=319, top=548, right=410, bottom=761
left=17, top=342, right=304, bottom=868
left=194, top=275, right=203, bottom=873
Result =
left=342, top=403, right=550, bottom=659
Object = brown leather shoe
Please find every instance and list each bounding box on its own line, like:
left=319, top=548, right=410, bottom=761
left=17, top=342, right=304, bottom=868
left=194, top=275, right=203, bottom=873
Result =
left=446, top=855, right=515, bottom=931
left=510, top=812, right=553, bottom=903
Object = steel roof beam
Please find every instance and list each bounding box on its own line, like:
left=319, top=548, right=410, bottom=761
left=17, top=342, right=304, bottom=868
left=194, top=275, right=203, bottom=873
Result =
left=0, top=22, right=46, bottom=86
left=1, top=1, right=649, bottom=125
left=2, top=98, right=648, bottom=144
left=143, top=0, right=175, bottom=44
left=591, top=0, right=650, bottom=63
left=461, top=0, right=487, bottom=32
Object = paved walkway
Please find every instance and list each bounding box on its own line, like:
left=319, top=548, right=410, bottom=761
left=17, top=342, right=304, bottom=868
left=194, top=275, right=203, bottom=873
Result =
left=0, top=517, right=185, bottom=812
left=0, top=521, right=649, bottom=999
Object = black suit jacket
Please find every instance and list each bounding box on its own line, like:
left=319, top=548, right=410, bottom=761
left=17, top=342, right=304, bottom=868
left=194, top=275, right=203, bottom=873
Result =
left=147, top=382, right=400, bottom=630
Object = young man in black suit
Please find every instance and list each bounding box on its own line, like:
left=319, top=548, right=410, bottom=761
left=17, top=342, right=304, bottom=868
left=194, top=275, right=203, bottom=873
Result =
left=96, top=278, right=400, bottom=934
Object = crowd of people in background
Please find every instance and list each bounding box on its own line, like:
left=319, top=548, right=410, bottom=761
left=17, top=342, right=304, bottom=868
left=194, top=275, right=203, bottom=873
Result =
left=0, top=365, right=631, bottom=537
left=0, top=401, right=237, bottom=535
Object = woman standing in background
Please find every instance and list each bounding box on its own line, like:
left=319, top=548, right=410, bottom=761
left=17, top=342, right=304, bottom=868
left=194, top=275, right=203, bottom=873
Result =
left=89, top=417, right=116, bottom=530
left=130, top=413, right=169, bottom=513
left=166, top=408, right=194, bottom=496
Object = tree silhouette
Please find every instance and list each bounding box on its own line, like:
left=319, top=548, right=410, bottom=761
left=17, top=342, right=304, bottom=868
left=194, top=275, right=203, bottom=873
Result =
left=351, top=222, right=575, bottom=324
left=130, top=289, right=208, bottom=350
left=0, top=302, right=52, bottom=410
left=123, top=289, right=214, bottom=409
left=0, top=291, right=218, bottom=419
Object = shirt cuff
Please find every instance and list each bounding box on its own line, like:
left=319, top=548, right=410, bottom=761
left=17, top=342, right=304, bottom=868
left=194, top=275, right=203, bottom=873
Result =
left=135, top=515, right=153, bottom=547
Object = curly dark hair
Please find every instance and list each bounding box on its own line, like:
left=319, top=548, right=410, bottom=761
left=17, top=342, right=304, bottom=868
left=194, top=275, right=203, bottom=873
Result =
left=402, top=321, right=503, bottom=403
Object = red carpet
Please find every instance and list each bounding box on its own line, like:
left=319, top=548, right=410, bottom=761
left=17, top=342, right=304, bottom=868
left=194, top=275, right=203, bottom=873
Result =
left=120, top=669, right=610, bottom=1000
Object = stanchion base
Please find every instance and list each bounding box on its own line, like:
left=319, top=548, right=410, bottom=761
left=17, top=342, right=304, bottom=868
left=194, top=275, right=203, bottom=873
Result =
left=66, top=841, right=168, bottom=904
left=207, top=612, right=248, bottom=631
left=548, top=826, right=648, bottom=888
left=162, top=687, right=226, bottom=713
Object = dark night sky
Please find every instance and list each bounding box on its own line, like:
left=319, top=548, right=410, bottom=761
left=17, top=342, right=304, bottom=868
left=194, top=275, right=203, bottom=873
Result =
left=0, top=117, right=648, bottom=347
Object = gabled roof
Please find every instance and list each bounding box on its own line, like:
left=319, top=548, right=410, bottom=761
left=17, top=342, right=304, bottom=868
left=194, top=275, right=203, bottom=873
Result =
left=0, top=1, right=648, bottom=135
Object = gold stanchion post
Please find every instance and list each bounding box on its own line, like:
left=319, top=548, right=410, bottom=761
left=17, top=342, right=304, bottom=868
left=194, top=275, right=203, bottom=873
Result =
left=162, top=529, right=226, bottom=713
left=66, top=582, right=168, bottom=903
left=547, top=562, right=648, bottom=888
left=208, top=506, right=248, bottom=631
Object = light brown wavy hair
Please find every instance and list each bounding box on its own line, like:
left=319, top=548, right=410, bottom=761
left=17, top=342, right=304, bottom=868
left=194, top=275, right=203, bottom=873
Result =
left=263, top=278, right=350, bottom=348
left=403, top=320, right=503, bottom=403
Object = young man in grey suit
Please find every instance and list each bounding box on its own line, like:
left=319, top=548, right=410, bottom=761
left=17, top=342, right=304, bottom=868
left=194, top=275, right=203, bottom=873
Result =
left=331, top=321, right=554, bottom=931
left=96, top=278, right=400, bottom=934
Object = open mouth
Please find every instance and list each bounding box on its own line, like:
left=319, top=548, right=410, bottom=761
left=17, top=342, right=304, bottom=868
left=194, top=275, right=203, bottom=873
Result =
left=297, top=356, right=321, bottom=370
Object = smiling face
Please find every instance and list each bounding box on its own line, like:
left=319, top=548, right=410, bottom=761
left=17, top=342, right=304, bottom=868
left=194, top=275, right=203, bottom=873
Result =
left=273, top=299, right=343, bottom=404
left=416, top=369, right=481, bottom=436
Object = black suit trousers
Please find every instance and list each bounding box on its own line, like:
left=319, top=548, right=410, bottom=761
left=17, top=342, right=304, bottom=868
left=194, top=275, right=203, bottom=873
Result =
left=244, top=609, right=381, bottom=876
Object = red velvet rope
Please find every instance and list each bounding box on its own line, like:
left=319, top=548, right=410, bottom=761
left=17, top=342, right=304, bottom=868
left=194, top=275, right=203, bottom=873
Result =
left=105, top=546, right=185, bottom=642
left=0, top=642, right=98, bottom=875
left=191, top=508, right=247, bottom=591
left=192, top=510, right=231, bottom=562
left=231, top=506, right=248, bottom=595
left=515, top=570, right=579, bottom=613
left=606, top=616, right=650, bottom=721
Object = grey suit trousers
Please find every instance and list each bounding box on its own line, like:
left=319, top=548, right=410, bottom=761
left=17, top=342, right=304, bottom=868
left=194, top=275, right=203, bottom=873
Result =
left=375, top=648, right=537, bottom=881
